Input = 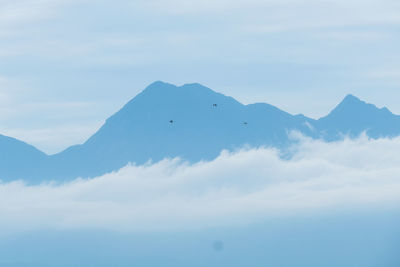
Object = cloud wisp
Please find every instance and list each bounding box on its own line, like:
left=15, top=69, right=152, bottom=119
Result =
left=1, top=136, right=400, bottom=233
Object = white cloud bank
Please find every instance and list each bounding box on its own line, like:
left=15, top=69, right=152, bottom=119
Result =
left=1, top=136, right=400, bottom=233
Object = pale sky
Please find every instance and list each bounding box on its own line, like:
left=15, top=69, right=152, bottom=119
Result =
left=1, top=0, right=400, bottom=154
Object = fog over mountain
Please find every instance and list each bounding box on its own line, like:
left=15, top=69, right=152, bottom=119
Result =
left=1, top=81, right=400, bottom=183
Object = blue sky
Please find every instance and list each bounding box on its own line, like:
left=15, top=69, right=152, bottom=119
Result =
left=1, top=0, right=400, bottom=153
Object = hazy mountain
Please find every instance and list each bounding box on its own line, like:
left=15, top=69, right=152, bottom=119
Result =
left=1, top=81, right=400, bottom=183
left=46, top=81, right=315, bottom=180
left=0, top=134, right=48, bottom=181
left=316, top=94, right=400, bottom=140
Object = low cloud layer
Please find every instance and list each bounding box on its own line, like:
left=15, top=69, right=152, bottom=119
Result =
left=1, top=136, right=400, bottom=233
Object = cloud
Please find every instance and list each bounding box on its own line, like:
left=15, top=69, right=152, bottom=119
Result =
left=0, top=0, right=82, bottom=23
left=0, top=0, right=74, bottom=37
left=139, top=0, right=400, bottom=29
left=1, top=136, right=400, bottom=234
left=370, top=69, right=400, bottom=87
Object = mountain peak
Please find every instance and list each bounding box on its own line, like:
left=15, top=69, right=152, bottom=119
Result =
left=331, top=94, right=393, bottom=117
left=329, top=94, right=370, bottom=115
left=141, top=81, right=177, bottom=93
left=104, top=81, right=242, bottom=127
left=140, top=81, right=216, bottom=96
left=335, top=95, right=393, bottom=117
left=336, top=94, right=368, bottom=109
left=316, top=93, right=399, bottom=139
left=342, top=94, right=362, bottom=103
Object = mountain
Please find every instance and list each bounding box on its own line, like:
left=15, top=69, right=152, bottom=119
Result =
left=0, top=134, right=48, bottom=181
left=316, top=94, right=400, bottom=140
left=1, top=82, right=400, bottom=183
left=46, top=81, right=315, bottom=180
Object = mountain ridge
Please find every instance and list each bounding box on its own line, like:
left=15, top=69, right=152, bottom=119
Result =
left=1, top=81, right=399, bottom=183
left=316, top=93, right=400, bottom=139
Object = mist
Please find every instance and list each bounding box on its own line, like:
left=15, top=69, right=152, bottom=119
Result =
left=1, top=135, right=400, bottom=233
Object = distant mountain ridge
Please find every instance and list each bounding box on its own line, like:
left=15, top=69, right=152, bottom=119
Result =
left=0, top=134, right=47, bottom=180
left=1, top=81, right=400, bottom=183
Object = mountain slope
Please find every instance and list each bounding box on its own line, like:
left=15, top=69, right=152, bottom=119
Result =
left=0, top=134, right=48, bottom=182
left=316, top=94, right=400, bottom=140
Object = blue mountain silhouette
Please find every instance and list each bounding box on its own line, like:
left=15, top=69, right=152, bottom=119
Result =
left=1, top=81, right=399, bottom=183
left=315, top=94, right=400, bottom=139
left=0, top=134, right=48, bottom=180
